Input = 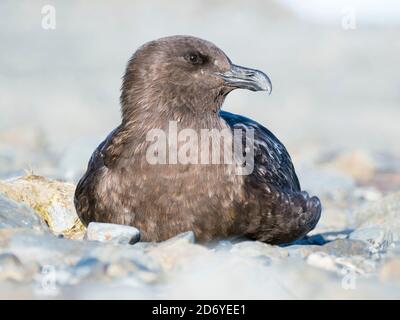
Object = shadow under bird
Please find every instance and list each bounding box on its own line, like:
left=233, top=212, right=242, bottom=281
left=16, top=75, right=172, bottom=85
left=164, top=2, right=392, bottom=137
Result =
left=74, top=35, right=321, bottom=244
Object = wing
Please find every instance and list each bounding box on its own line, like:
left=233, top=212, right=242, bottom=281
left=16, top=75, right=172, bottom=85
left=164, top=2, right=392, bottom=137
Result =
left=220, top=110, right=300, bottom=192
left=74, top=126, right=121, bottom=225
left=220, top=110, right=321, bottom=244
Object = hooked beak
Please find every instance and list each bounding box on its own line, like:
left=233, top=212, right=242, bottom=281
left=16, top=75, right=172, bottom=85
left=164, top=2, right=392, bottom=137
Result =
left=217, top=64, right=272, bottom=94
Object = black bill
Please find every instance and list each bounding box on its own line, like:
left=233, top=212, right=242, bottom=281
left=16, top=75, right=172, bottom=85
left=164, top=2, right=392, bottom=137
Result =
left=217, top=64, right=272, bottom=94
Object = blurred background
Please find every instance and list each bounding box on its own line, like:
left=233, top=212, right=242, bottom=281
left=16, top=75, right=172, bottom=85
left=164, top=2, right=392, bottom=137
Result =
left=0, top=0, right=399, bottom=186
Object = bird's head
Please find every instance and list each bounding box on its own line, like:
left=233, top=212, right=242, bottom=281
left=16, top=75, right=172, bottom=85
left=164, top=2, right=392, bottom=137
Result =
left=121, top=35, right=271, bottom=119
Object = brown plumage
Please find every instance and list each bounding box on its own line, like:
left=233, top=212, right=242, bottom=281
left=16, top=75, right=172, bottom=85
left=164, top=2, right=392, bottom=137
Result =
left=74, top=35, right=321, bottom=244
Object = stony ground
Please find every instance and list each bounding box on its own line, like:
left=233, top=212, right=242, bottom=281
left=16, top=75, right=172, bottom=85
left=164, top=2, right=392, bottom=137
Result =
left=1, top=149, right=400, bottom=299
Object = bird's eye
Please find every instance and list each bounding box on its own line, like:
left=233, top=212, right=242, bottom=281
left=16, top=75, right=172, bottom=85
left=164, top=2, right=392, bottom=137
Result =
left=184, top=52, right=204, bottom=65
left=189, top=54, right=198, bottom=63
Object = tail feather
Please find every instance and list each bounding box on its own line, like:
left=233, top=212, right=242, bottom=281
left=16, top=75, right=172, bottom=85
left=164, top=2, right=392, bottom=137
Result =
left=246, top=188, right=322, bottom=245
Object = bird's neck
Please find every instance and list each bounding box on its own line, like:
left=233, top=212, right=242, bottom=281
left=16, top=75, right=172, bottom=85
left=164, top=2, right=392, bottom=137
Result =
left=120, top=109, right=227, bottom=141
left=120, top=81, right=229, bottom=127
left=112, top=100, right=230, bottom=168
left=120, top=96, right=226, bottom=134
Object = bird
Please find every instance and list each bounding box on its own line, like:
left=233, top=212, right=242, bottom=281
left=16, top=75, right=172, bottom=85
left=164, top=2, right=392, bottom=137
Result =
left=74, top=35, right=321, bottom=245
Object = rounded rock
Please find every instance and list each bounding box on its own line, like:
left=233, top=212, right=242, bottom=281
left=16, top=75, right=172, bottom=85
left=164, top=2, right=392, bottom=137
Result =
left=85, top=222, right=140, bottom=245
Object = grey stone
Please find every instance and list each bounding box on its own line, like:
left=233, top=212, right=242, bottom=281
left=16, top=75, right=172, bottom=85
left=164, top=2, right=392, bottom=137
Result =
left=85, top=222, right=140, bottom=245
left=317, top=239, right=370, bottom=257
left=146, top=232, right=207, bottom=272
left=87, top=244, right=162, bottom=276
left=0, top=175, right=84, bottom=239
left=286, top=239, right=369, bottom=258
left=350, top=226, right=393, bottom=253
left=130, top=241, right=159, bottom=251
left=231, top=241, right=289, bottom=260
left=3, top=229, right=91, bottom=266
left=285, top=244, right=322, bottom=258
left=162, top=231, right=195, bottom=245
left=0, top=195, right=47, bottom=231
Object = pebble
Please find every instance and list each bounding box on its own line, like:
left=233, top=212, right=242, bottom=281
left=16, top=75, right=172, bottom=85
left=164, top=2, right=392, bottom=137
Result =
left=231, top=241, right=289, bottom=260
left=85, top=222, right=140, bottom=245
left=287, top=239, right=369, bottom=258
left=314, top=239, right=369, bottom=257
left=0, top=175, right=85, bottom=239
left=350, top=226, right=393, bottom=254
left=0, top=195, right=47, bottom=231
left=159, top=231, right=195, bottom=245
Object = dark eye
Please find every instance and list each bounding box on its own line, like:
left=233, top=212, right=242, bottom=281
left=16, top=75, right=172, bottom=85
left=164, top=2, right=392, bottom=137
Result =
left=184, top=52, right=204, bottom=65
